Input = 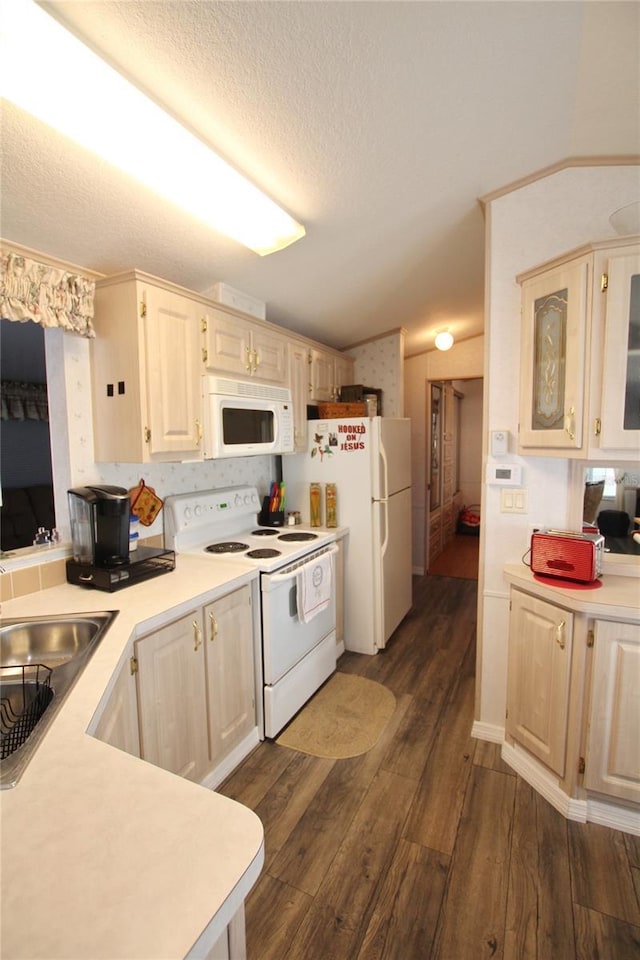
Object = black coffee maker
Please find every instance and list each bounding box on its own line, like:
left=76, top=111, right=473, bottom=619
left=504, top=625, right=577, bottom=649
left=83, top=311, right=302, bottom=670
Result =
left=67, top=485, right=130, bottom=567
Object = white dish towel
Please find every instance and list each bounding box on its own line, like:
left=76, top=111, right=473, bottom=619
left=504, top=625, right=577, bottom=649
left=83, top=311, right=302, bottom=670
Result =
left=297, top=552, right=333, bottom=623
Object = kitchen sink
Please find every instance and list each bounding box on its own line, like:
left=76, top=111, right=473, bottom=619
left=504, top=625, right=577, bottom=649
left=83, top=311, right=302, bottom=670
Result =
left=0, top=611, right=117, bottom=787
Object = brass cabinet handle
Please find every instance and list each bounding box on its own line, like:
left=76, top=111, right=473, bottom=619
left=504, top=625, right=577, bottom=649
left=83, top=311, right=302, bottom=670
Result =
left=195, top=418, right=202, bottom=446
left=245, top=346, right=252, bottom=372
left=564, top=406, right=575, bottom=441
left=252, top=349, right=260, bottom=370
left=556, top=620, right=566, bottom=650
left=209, top=612, right=218, bottom=642
left=193, top=620, right=202, bottom=651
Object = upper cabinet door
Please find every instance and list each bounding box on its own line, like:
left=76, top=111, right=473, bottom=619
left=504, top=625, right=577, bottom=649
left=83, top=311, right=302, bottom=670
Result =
left=143, top=284, right=202, bottom=457
left=203, top=307, right=288, bottom=383
left=519, top=257, right=589, bottom=451
left=598, top=248, right=640, bottom=451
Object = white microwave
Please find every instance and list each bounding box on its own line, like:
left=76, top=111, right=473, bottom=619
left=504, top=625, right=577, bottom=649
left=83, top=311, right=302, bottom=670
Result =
left=202, top=376, right=294, bottom=458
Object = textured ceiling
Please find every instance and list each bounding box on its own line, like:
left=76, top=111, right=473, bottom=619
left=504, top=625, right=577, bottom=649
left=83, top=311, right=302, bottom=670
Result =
left=2, top=1, right=639, bottom=355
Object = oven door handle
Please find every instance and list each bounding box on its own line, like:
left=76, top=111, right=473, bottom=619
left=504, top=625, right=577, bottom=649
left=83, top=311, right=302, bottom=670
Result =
left=267, top=544, right=339, bottom=584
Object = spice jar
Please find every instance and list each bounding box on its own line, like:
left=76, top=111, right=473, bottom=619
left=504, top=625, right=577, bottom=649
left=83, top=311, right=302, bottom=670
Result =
left=325, top=483, right=337, bottom=528
left=310, top=483, right=322, bottom=527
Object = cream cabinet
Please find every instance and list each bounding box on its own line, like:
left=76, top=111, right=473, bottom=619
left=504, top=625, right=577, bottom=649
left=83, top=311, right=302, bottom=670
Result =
left=288, top=339, right=311, bottom=452
left=309, top=347, right=354, bottom=402
left=289, top=341, right=354, bottom=450
left=517, top=236, right=640, bottom=459
left=135, top=608, right=211, bottom=782
left=203, top=305, right=288, bottom=384
left=131, top=584, right=258, bottom=784
left=506, top=590, right=574, bottom=777
left=584, top=619, right=640, bottom=804
left=92, top=654, right=140, bottom=757
left=203, top=584, right=255, bottom=764
left=92, top=271, right=204, bottom=462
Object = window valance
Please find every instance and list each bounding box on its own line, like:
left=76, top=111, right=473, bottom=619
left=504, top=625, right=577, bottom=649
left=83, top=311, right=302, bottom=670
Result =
left=1, top=380, right=48, bottom=421
left=0, top=252, right=95, bottom=337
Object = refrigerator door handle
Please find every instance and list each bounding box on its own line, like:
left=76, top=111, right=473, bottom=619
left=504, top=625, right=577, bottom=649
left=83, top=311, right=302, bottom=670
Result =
left=378, top=435, right=389, bottom=501
left=379, top=496, right=389, bottom=556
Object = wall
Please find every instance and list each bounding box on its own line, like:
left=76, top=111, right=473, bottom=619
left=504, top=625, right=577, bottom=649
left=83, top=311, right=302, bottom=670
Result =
left=476, top=162, right=640, bottom=741
left=348, top=329, right=405, bottom=417
left=454, top=377, right=483, bottom=507
left=405, top=336, right=484, bottom=572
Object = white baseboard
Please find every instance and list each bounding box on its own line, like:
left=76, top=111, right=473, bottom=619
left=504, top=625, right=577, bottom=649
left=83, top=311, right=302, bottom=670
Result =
left=501, top=741, right=587, bottom=822
left=471, top=720, right=504, bottom=743
left=201, top=728, right=260, bottom=791
left=587, top=798, right=640, bottom=836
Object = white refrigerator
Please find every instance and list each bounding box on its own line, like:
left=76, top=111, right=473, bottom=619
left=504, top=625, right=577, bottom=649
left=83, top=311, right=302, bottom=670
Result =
left=282, top=416, right=412, bottom=654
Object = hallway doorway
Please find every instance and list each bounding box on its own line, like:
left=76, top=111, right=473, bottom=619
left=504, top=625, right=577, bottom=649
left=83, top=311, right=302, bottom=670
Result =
left=425, top=377, right=483, bottom=575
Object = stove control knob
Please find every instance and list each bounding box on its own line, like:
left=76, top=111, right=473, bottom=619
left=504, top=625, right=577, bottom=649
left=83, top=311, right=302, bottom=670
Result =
left=184, top=507, right=192, bottom=521
left=194, top=505, right=202, bottom=517
left=243, top=494, right=251, bottom=505
left=234, top=494, right=242, bottom=507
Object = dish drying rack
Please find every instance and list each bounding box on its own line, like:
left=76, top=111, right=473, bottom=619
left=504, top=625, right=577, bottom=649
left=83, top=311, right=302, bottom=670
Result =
left=0, top=664, right=53, bottom=759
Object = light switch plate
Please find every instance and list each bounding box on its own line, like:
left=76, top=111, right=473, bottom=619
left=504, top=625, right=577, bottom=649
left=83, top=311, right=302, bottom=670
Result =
left=501, top=488, right=528, bottom=513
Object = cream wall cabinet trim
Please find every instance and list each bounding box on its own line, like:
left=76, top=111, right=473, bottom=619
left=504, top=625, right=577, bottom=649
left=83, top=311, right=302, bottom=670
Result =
left=584, top=619, right=640, bottom=804
left=506, top=590, right=574, bottom=777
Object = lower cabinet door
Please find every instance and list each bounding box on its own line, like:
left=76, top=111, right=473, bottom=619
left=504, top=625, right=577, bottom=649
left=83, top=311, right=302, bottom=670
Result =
left=204, top=585, right=255, bottom=764
left=585, top=620, right=640, bottom=803
left=92, top=655, right=140, bottom=758
left=506, top=590, right=573, bottom=777
left=135, top=610, right=210, bottom=782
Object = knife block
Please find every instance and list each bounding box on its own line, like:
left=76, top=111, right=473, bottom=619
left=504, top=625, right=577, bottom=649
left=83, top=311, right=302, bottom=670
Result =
left=258, top=496, right=284, bottom=527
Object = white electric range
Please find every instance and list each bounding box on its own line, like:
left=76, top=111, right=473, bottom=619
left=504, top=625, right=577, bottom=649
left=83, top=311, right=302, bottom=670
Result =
left=164, top=486, right=338, bottom=737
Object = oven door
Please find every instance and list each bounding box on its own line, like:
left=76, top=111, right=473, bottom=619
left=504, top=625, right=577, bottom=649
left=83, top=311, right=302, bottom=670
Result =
left=261, top=546, right=338, bottom=684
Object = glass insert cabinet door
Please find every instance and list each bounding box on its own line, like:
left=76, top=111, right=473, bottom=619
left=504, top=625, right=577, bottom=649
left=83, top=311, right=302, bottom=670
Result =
left=599, top=248, right=640, bottom=450
left=518, top=258, right=589, bottom=450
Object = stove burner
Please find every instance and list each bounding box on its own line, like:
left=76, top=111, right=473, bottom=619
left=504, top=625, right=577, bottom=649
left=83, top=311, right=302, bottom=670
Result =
left=278, top=532, right=318, bottom=542
left=246, top=548, right=282, bottom=559
left=251, top=528, right=279, bottom=537
left=205, top=541, right=249, bottom=554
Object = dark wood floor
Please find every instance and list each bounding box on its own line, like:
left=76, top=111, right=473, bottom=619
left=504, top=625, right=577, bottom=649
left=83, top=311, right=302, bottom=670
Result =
left=220, top=574, right=640, bottom=960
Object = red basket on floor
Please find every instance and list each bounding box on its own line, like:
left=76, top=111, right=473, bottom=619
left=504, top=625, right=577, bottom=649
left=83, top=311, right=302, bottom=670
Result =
left=457, top=505, right=480, bottom=536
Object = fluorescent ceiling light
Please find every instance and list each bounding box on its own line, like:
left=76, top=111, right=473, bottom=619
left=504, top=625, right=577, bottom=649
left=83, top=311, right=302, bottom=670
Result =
left=0, top=1, right=305, bottom=256
left=435, top=330, right=454, bottom=351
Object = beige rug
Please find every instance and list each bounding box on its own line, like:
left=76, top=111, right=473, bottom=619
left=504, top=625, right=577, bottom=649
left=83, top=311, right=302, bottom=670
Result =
left=276, top=672, right=396, bottom=759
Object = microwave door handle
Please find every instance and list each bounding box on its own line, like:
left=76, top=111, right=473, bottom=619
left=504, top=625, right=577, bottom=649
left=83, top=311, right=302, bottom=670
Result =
left=268, top=544, right=339, bottom=583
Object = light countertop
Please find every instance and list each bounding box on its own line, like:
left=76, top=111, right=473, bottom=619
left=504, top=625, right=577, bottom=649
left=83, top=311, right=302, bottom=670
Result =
left=0, top=555, right=265, bottom=960
left=504, top=563, right=640, bottom=622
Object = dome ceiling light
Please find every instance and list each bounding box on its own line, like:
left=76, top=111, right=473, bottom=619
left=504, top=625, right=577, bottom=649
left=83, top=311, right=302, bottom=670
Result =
left=434, top=329, right=454, bottom=351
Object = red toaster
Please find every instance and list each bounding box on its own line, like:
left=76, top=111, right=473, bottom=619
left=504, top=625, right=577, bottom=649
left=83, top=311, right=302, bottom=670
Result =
left=530, top=530, right=604, bottom=583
